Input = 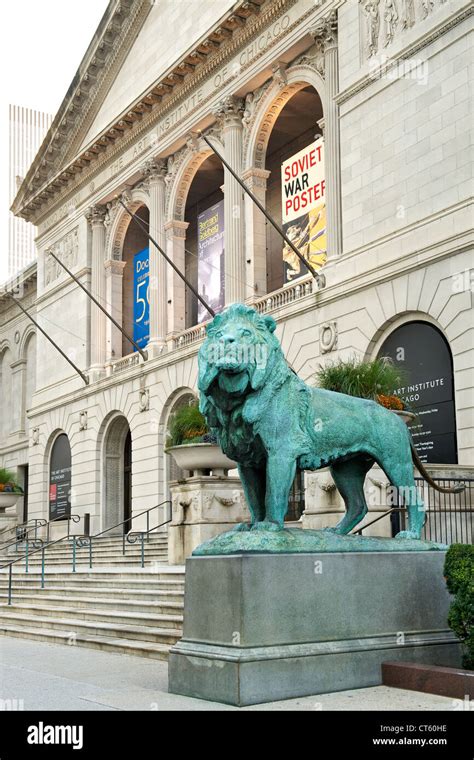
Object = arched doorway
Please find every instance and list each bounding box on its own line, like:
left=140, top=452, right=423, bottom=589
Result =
left=184, top=155, right=224, bottom=327
left=103, top=415, right=132, bottom=532
left=264, top=85, right=324, bottom=292
left=378, top=321, right=458, bottom=464
left=49, top=433, right=72, bottom=520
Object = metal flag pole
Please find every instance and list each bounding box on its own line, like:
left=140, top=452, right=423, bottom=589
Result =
left=117, top=197, right=216, bottom=318
left=7, top=294, right=89, bottom=385
left=197, top=131, right=326, bottom=288
left=47, top=249, right=148, bottom=361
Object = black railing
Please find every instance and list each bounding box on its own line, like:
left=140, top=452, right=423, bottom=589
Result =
left=0, top=501, right=172, bottom=604
left=354, top=477, right=473, bottom=545
left=0, top=514, right=81, bottom=555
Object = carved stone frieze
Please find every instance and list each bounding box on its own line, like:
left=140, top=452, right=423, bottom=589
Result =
left=44, top=227, right=79, bottom=286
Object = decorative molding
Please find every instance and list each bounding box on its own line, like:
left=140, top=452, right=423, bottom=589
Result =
left=139, top=388, right=150, bottom=412
left=15, top=0, right=268, bottom=222
left=86, top=204, right=107, bottom=228
left=292, top=42, right=326, bottom=76
left=242, top=80, right=272, bottom=130
left=32, top=427, right=40, bottom=446
left=213, top=95, right=245, bottom=128
left=44, top=227, right=79, bottom=286
left=79, top=411, right=88, bottom=431
left=319, top=321, right=338, bottom=353
left=140, top=157, right=168, bottom=184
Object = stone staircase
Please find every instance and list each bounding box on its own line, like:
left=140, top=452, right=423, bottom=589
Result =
left=0, top=534, right=185, bottom=660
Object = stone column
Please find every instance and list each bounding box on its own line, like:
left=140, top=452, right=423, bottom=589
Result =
left=104, top=259, right=126, bottom=362
left=143, top=158, right=168, bottom=356
left=214, top=97, right=246, bottom=305
left=86, top=205, right=107, bottom=372
left=311, top=10, right=342, bottom=260
left=242, top=167, right=271, bottom=302
left=164, top=220, right=189, bottom=346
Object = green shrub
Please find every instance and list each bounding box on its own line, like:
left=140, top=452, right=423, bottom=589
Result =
left=444, top=544, right=474, bottom=670
left=0, top=467, right=23, bottom=493
left=166, top=401, right=209, bottom=448
left=315, top=356, right=407, bottom=401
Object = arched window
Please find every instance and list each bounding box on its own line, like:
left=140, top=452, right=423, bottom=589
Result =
left=49, top=434, right=72, bottom=519
left=0, top=348, right=13, bottom=444
left=24, top=333, right=36, bottom=430
left=184, top=156, right=224, bottom=327
left=378, top=321, right=457, bottom=464
left=265, top=85, right=324, bottom=292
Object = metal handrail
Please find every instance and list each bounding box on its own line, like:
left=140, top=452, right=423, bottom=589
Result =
left=125, top=514, right=173, bottom=568
left=74, top=501, right=172, bottom=566
left=89, top=500, right=171, bottom=542
left=0, top=514, right=81, bottom=555
left=0, top=518, right=47, bottom=546
left=352, top=507, right=405, bottom=535
left=0, top=532, right=88, bottom=604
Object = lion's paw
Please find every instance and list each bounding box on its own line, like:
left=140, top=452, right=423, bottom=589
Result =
left=395, top=530, right=421, bottom=540
left=232, top=522, right=251, bottom=532
left=251, top=520, right=283, bottom=532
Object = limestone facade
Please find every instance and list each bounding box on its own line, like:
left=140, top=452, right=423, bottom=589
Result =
left=1, top=0, right=472, bottom=538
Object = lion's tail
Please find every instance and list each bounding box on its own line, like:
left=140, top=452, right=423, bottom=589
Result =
left=410, top=440, right=465, bottom=494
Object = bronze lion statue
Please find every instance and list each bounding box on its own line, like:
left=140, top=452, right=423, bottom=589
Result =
left=198, top=303, right=461, bottom=538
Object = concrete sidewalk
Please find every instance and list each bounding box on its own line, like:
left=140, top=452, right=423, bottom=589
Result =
left=0, top=636, right=459, bottom=711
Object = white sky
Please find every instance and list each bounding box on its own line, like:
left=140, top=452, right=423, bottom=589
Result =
left=0, top=0, right=110, bottom=283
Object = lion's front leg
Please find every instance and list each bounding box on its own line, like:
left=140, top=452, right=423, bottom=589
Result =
left=236, top=464, right=266, bottom=530
left=254, top=454, right=296, bottom=531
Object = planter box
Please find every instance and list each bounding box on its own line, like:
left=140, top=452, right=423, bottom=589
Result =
left=382, top=661, right=473, bottom=700
left=0, top=492, right=21, bottom=510
left=167, top=443, right=237, bottom=473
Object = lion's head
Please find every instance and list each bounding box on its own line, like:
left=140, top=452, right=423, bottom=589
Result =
left=198, top=304, right=291, bottom=435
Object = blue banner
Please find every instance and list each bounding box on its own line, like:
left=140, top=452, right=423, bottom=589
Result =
left=133, top=247, right=150, bottom=350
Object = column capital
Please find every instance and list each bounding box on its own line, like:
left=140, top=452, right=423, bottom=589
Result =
left=213, top=96, right=245, bottom=129
left=309, top=9, right=338, bottom=51
left=242, top=167, right=271, bottom=191
left=86, top=204, right=107, bottom=228
left=164, top=220, right=189, bottom=239
left=141, top=157, right=168, bottom=185
left=316, top=117, right=325, bottom=137
left=104, top=259, right=126, bottom=276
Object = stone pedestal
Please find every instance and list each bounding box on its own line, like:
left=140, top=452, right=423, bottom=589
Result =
left=168, top=476, right=249, bottom=565
left=169, top=551, right=460, bottom=706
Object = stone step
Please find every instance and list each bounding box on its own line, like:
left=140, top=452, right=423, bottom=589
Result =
left=0, top=609, right=182, bottom=645
left=0, top=592, right=183, bottom=614
left=0, top=624, right=171, bottom=661
left=15, top=555, right=168, bottom=566
left=0, top=586, right=184, bottom=604
left=0, top=602, right=183, bottom=628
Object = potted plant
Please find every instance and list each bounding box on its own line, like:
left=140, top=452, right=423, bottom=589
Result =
left=0, top=468, right=23, bottom=510
left=316, top=356, right=415, bottom=423
left=165, top=400, right=237, bottom=474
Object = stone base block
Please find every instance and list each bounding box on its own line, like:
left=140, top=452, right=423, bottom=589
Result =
left=168, top=552, right=460, bottom=706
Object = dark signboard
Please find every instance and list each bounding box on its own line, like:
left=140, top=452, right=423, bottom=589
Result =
left=378, top=322, right=457, bottom=464
left=49, top=434, right=72, bottom=520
